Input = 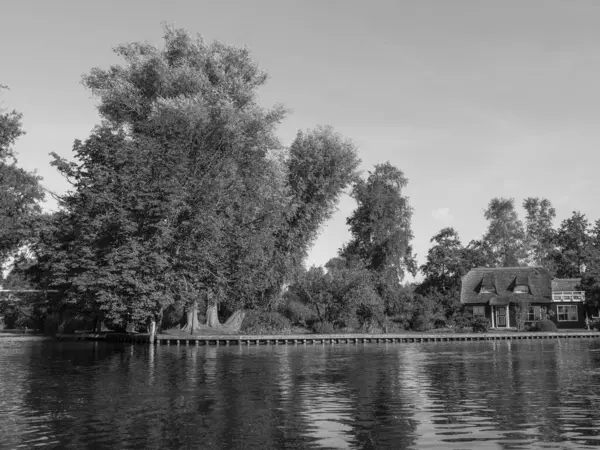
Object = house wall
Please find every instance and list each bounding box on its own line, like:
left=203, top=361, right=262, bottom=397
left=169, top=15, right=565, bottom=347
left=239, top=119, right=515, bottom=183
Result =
left=550, top=302, right=586, bottom=329
left=465, top=303, right=587, bottom=329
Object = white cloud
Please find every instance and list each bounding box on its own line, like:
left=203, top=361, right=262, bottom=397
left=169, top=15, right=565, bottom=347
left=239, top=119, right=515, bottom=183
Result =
left=431, top=207, right=454, bottom=224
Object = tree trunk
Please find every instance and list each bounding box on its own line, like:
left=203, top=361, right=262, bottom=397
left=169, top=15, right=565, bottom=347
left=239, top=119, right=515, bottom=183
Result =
left=206, top=303, right=220, bottom=328
left=157, top=308, right=164, bottom=333
left=224, top=310, right=246, bottom=331
left=93, top=315, right=100, bottom=333
left=181, top=300, right=202, bottom=334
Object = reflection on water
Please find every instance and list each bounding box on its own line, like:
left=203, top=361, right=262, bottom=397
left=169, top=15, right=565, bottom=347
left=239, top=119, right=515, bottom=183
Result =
left=2, top=337, right=600, bottom=449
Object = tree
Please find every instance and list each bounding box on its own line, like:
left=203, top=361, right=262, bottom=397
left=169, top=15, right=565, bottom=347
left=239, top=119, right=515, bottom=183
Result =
left=419, top=228, right=464, bottom=293
left=580, top=219, right=600, bottom=317
left=292, top=258, right=382, bottom=330
left=461, top=239, right=495, bottom=269
left=551, top=211, right=590, bottom=278
left=0, top=87, right=45, bottom=267
left=482, top=197, right=526, bottom=267
left=341, top=162, right=417, bottom=283
left=43, top=26, right=360, bottom=332
left=522, top=197, right=556, bottom=269
left=417, top=228, right=467, bottom=320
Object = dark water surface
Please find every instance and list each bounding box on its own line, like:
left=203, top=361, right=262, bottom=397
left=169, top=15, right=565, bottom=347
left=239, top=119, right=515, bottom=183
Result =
left=2, top=335, right=600, bottom=449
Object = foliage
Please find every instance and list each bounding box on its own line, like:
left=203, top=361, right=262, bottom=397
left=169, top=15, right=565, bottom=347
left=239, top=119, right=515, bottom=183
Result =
left=514, top=298, right=532, bottom=332
left=482, top=197, right=526, bottom=267
left=341, top=162, right=417, bottom=284
left=239, top=311, right=291, bottom=335
left=277, top=296, right=318, bottom=327
left=0, top=87, right=45, bottom=266
left=312, top=321, right=335, bottom=334
left=532, top=319, right=558, bottom=332
left=550, top=211, right=590, bottom=278
left=408, top=292, right=446, bottom=331
left=471, top=316, right=489, bottom=333
left=0, top=269, right=48, bottom=329
left=35, top=26, right=359, bottom=329
left=381, top=283, right=415, bottom=330
left=419, top=228, right=465, bottom=292
left=451, top=313, right=473, bottom=332
left=291, top=258, right=383, bottom=329
left=589, top=318, right=600, bottom=331
left=522, top=197, right=556, bottom=269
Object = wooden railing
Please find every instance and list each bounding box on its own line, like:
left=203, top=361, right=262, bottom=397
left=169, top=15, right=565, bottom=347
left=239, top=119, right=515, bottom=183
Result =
left=552, top=291, right=585, bottom=302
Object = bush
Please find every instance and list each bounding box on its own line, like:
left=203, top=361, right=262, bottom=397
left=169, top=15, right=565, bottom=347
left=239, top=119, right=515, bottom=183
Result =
left=278, top=299, right=318, bottom=326
left=589, top=318, right=600, bottom=331
left=312, top=321, right=335, bottom=334
left=240, top=311, right=291, bottom=335
left=451, top=314, right=471, bottom=329
left=410, top=313, right=432, bottom=332
left=471, top=316, right=489, bottom=333
left=532, top=319, right=558, bottom=332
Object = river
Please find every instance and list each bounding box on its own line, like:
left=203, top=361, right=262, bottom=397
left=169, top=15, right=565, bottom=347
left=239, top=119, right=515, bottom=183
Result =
left=1, top=335, right=600, bottom=449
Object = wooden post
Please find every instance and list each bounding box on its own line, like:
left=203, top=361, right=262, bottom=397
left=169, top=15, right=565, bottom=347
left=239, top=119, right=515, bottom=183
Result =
left=149, top=319, right=156, bottom=343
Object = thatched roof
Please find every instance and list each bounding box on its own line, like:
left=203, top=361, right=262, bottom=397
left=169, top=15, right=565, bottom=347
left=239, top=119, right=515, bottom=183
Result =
left=551, top=278, right=582, bottom=291
left=461, top=267, right=553, bottom=305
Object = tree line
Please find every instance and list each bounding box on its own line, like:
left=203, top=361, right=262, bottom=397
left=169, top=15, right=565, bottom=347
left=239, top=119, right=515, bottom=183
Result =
left=1, top=26, right=599, bottom=334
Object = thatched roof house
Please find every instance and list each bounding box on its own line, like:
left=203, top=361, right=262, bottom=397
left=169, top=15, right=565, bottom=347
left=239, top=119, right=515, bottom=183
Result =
left=461, top=267, right=553, bottom=306
left=461, top=267, right=586, bottom=329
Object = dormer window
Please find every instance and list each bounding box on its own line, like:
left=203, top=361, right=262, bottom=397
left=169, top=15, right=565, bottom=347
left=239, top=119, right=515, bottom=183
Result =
left=480, top=273, right=496, bottom=294
left=514, top=284, right=529, bottom=294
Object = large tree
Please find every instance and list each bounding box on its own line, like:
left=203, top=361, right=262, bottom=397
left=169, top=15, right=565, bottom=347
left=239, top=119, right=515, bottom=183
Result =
left=522, top=197, right=556, bottom=269
left=341, top=162, right=417, bottom=284
left=580, top=219, right=600, bottom=317
left=417, top=228, right=493, bottom=321
left=482, top=197, right=526, bottom=267
left=551, top=211, right=590, bottom=278
left=43, top=26, right=359, bottom=332
left=417, top=228, right=466, bottom=320
left=419, top=228, right=464, bottom=293
left=0, top=87, right=45, bottom=268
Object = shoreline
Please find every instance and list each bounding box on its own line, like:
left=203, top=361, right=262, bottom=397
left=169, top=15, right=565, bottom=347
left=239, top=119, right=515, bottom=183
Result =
left=49, top=330, right=600, bottom=345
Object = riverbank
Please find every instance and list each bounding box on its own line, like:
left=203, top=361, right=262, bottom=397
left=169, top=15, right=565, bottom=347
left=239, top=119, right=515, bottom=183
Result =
left=51, top=330, right=600, bottom=345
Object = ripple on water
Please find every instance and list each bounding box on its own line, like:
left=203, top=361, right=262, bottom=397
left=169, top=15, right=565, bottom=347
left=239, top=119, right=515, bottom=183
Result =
left=4, top=338, right=600, bottom=448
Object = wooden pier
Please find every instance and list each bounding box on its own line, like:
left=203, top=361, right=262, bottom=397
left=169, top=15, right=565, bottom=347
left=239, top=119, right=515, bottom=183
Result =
left=54, top=331, right=600, bottom=345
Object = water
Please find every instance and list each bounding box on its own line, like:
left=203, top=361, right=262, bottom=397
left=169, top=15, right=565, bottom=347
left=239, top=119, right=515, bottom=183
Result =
left=2, top=335, right=600, bottom=449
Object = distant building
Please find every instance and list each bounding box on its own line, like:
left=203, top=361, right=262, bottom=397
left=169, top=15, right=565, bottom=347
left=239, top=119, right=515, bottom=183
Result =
left=460, top=267, right=586, bottom=329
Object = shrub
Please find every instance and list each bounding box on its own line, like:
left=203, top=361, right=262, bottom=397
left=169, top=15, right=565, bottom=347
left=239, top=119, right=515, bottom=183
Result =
left=240, top=311, right=291, bottom=335
left=312, top=321, right=335, bottom=334
left=532, top=319, right=558, bottom=332
left=410, top=313, right=432, bottom=332
left=471, top=316, right=489, bottom=333
left=278, top=299, right=318, bottom=326
left=389, top=314, right=410, bottom=331
left=452, top=314, right=471, bottom=329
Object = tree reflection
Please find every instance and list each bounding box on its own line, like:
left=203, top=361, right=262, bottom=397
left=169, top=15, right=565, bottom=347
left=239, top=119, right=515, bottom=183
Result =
left=10, top=338, right=600, bottom=449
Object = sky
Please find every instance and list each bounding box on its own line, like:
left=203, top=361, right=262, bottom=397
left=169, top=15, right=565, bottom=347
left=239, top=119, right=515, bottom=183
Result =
left=2, top=0, right=600, bottom=282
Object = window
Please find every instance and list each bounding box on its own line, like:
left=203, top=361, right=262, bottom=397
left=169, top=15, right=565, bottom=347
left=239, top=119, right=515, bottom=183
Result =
left=480, top=286, right=495, bottom=294
left=557, top=305, right=578, bottom=322
left=514, top=284, right=529, bottom=294
left=473, top=306, right=485, bottom=317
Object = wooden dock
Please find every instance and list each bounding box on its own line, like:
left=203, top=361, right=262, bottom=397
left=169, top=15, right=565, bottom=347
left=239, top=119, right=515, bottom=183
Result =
left=54, top=331, right=600, bottom=345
